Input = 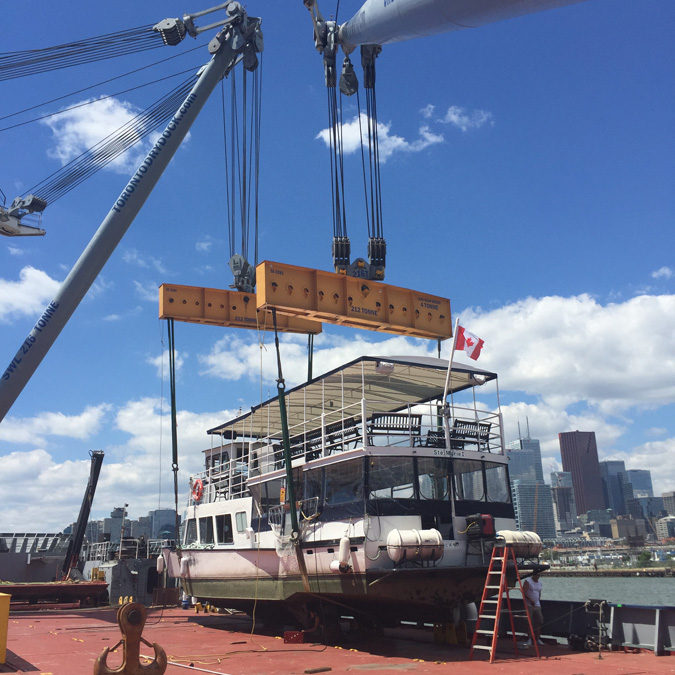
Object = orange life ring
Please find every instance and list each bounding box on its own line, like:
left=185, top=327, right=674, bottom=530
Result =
left=192, top=479, right=204, bottom=502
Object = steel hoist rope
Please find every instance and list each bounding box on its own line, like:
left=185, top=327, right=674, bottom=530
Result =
left=167, top=318, right=181, bottom=545
left=26, top=74, right=199, bottom=204
left=0, top=24, right=165, bottom=81
left=0, top=42, right=206, bottom=128
left=221, top=57, right=262, bottom=292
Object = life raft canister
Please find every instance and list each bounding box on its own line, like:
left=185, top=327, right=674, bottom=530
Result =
left=192, top=478, right=204, bottom=502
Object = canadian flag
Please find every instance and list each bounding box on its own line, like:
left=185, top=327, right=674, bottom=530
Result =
left=455, top=325, right=485, bottom=360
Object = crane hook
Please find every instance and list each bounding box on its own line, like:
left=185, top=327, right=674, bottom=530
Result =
left=94, top=602, right=167, bottom=675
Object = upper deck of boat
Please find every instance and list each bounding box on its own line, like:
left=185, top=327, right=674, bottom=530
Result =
left=190, top=355, right=507, bottom=505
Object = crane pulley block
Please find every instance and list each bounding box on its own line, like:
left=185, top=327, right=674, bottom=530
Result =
left=256, top=260, right=451, bottom=340
left=159, top=283, right=322, bottom=334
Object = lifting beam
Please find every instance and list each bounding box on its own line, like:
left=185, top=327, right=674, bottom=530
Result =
left=159, top=283, right=322, bottom=334
left=256, top=260, right=452, bottom=340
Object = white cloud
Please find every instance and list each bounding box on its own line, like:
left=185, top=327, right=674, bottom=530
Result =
left=196, top=239, right=212, bottom=253
left=41, top=97, right=147, bottom=174
left=87, top=275, right=113, bottom=299
left=147, top=349, right=186, bottom=378
left=8, top=246, right=23, bottom=256
left=0, top=404, right=111, bottom=445
left=0, top=266, right=61, bottom=323
left=316, top=113, right=443, bottom=162
left=0, top=398, right=234, bottom=531
left=462, top=294, right=675, bottom=415
left=441, top=105, right=494, bottom=132
left=420, top=104, right=435, bottom=119
left=651, top=266, right=673, bottom=280
left=123, top=249, right=166, bottom=274
left=199, top=332, right=429, bottom=387
left=133, top=280, right=160, bottom=303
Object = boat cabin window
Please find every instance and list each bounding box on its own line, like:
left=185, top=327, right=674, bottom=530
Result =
left=324, top=461, right=364, bottom=504
left=235, top=511, right=247, bottom=533
left=216, top=514, right=233, bottom=544
left=417, top=457, right=450, bottom=501
left=261, top=478, right=283, bottom=511
left=303, top=467, right=323, bottom=502
left=485, top=462, right=511, bottom=503
left=184, top=518, right=197, bottom=546
left=199, top=516, right=214, bottom=545
left=452, top=459, right=485, bottom=501
left=368, top=457, right=415, bottom=499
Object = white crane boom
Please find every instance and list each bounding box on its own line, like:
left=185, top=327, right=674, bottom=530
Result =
left=339, top=0, right=589, bottom=48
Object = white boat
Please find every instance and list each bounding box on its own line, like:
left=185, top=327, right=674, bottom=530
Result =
left=163, top=355, right=538, bottom=629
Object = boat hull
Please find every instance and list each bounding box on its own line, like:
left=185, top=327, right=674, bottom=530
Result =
left=166, top=548, right=492, bottom=624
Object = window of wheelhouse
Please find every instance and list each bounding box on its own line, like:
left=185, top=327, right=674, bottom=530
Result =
left=417, top=457, right=450, bottom=501
left=216, top=514, right=233, bottom=544
left=184, top=518, right=197, bottom=546
left=485, top=462, right=511, bottom=503
left=198, top=516, right=214, bottom=544
left=324, top=461, right=363, bottom=504
left=452, top=459, right=485, bottom=501
left=368, top=456, right=416, bottom=500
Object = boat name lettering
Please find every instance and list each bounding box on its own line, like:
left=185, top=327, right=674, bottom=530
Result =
left=112, top=93, right=198, bottom=214
left=234, top=316, right=257, bottom=324
left=269, top=267, right=284, bottom=276
left=2, top=301, right=60, bottom=381
left=419, top=298, right=440, bottom=310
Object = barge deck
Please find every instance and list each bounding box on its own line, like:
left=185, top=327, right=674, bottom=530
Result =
left=2, top=605, right=673, bottom=674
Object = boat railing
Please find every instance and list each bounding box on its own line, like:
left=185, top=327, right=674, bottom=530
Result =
left=85, top=537, right=174, bottom=561
left=365, top=401, right=503, bottom=455
left=191, top=400, right=504, bottom=504
left=268, top=497, right=320, bottom=537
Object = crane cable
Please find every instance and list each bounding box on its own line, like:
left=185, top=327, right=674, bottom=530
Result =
left=221, top=56, right=262, bottom=283
left=25, top=73, right=199, bottom=204
left=0, top=42, right=207, bottom=130
left=0, top=24, right=166, bottom=81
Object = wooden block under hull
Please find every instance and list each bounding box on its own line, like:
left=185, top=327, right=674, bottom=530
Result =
left=256, top=261, right=452, bottom=340
left=159, top=283, right=322, bottom=334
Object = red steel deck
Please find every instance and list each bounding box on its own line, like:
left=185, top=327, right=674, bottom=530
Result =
left=2, top=605, right=672, bottom=674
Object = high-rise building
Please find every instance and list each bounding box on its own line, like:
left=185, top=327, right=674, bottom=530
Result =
left=511, top=479, right=557, bottom=540
left=151, top=509, right=178, bottom=539
left=655, top=516, right=675, bottom=540
left=558, top=431, right=605, bottom=514
left=626, top=469, right=654, bottom=498
left=663, top=491, right=675, bottom=516
left=599, top=460, right=633, bottom=516
left=506, top=436, right=544, bottom=483
left=506, top=430, right=556, bottom=539
left=550, top=471, right=577, bottom=532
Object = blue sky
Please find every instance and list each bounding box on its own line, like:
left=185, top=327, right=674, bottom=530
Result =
left=1, top=0, right=673, bottom=530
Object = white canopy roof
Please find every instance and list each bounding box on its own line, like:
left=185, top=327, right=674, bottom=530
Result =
left=208, top=355, right=497, bottom=439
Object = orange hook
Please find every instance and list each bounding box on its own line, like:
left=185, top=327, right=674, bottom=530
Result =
left=94, top=602, right=167, bottom=675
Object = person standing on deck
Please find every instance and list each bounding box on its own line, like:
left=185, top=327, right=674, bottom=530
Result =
left=522, top=569, right=545, bottom=646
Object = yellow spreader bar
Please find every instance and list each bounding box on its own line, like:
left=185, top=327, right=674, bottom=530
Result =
left=256, top=261, right=452, bottom=340
left=159, top=283, right=322, bottom=334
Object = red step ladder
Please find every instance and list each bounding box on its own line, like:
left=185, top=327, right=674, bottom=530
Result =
left=469, top=543, right=540, bottom=663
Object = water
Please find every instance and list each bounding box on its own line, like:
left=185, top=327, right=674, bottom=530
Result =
left=536, top=576, right=675, bottom=607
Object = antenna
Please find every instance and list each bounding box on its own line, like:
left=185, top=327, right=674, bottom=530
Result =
left=517, top=420, right=522, bottom=441
left=526, top=416, right=531, bottom=439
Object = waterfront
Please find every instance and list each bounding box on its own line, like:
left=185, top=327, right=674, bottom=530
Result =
left=537, top=574, right=675, bottom=606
